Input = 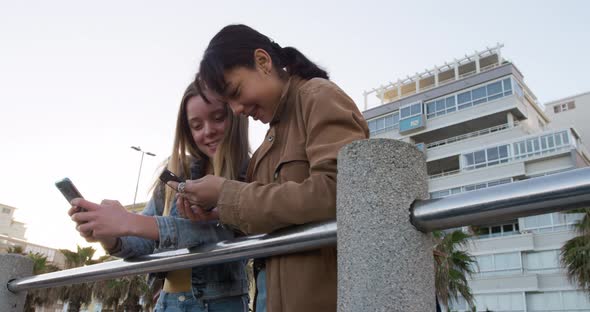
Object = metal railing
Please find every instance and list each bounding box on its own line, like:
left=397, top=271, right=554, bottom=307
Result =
left=7, top=167, right=590, bottom=294
left=426, top=121, right=519, bottom=149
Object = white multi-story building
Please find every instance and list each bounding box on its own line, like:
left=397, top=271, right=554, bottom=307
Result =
left=363, top=45, right=590, bottom=311
left=0, top=203, right=26, bottom=240
left=0, top=203, right=66, bottom=269
left=544, top=91, right=590, bottom=146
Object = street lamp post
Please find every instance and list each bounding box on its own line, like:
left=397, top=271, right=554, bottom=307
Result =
left=131, top=146, right=156, bottom=210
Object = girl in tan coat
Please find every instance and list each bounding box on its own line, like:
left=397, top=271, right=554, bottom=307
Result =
left=170, top=24, right=369, bottom=312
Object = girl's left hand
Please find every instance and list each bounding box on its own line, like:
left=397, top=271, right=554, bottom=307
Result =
left=168, top=175, right=226, bottom=211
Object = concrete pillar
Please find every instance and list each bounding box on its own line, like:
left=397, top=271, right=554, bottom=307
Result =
left=337, top=139, right=434, bottom=312
left=0, top=254, right=33, bottom=312
left=507, top=112, right=515, bottom=127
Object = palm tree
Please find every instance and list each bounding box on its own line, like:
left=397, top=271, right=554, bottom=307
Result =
left=92, top=256, right=154, bottom=312
left=57, top=245, right=97, bottom=312
left=7, top=245, right=25, bottom=254
left=23, top=253, right=60, bottom=312
left=561, top=209, right=590, bottom=293
left=433, top=230, right=477, bottom=310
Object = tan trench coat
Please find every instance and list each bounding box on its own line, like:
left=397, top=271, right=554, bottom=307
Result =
left=218, top=76, right=369, bottom=312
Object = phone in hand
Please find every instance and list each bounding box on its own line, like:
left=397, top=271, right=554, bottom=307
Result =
left=55, top=177, right=86, bottom=211
left=159, top=169, right=184, bottom=184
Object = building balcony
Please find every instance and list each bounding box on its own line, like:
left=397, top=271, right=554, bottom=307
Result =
left=468, top=232, right=535, bottom=254
left=469, top=274, right=539, bottom=293
left=429, top=161, right=526, bottom=192
left=425, top=122, right=528, bottom=162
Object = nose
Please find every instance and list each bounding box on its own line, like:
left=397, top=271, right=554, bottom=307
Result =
left=203, top=122, right=217, bottom=137
left=228, top=100, right=246, bottom=116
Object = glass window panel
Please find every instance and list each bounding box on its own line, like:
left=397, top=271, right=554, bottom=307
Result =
left=376, top=118, right=384, bottom=130
left=499, top=145, right=509, bottom=158
left=503, top=78, right=512, bottom=91
left=435, top=99, right=445, bottom=111
left=384, top=115, right=393, bottom=127
left=547, top=135, right=555, bottom=147
left=503, top=224, right=514, bottom=232
left=495, top=252, right=520, bottom=269
left=446, top=96, right=456, bottom=108
left=487, top=147, right=499, bottom=161
left=562, top=132, right=569, bottom=144
left=487, top=81, right=503, bottom=96
left=541, top=137, right=547, bottom=149
left=401, top=106, right=411, bottom=118
left=464, top=153, right=474, bottom=166
left=411, top=103, right=421, bottom=115
left=368, top=120, right=376, bottom=133
left=533, top=139, right=540, bottom=152
left=478, top=255, right=494, bottom=271
left=555, top=133, right=563, bottom=146
left=568, top=101, right=576, bottom=109
left=474, top=150, right=486, bottom=164
left=488, top=93, right=503, bottom=101
left=491, top=226, right=501, bottom=234
left=464, top=185, right=476, bottom=191
left=472, top=86, right=487, bottom=100
left=446, top=107, right=456, bottom=113
left=458, top=91, right=471, bottom=104
left=526, top=139, right=534, bottom=153
left=426, top=102, right=435, bottom=114
left=392, top=113, right=399, bottom=125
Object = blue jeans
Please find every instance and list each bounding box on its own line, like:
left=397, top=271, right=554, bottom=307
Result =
left=155, top=290, right=248, bottom=312
left=255, top=269, right=267, bottom=312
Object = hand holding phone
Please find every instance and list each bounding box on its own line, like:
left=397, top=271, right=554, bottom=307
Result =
left=159, top=169, right=184, bottom=184
left=55, top=177, right=85, bottom=211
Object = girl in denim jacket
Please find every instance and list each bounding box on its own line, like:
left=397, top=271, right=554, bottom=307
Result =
left=69, top=82, right=250, bottom=312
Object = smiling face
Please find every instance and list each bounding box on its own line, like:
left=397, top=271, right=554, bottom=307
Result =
left=221, top=49, right=285, bottom=124
left=185, top=95, right=229, bottom=158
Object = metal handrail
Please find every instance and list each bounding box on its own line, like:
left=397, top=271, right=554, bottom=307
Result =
left=412, top=167, right=590, bottom=232
left=8, top=168, right=590, bottom=293
left=7, top=221, right=336, bottom=292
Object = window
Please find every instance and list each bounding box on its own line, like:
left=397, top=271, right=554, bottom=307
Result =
left=368, top=112, right=400, bottom=134
left=527, top=291, right=590, bottom=311
left=475, top=220, right=519, bottom=239
left=430, top=178, right=513, bottom=199
left=553, top=101, right=576, bottom=113
left=426, top=77, right=513, bottom=119
left=524, top=250, right=560, bottom=273
left=522, top=212, right=583, bottom=233
left=463, top=144, right=510, bottom=170
left=513, top=131, right=570, bottom=160
left=400, top=102, right=422, bottom=119
left=2, top=208, right=10, bottom=214
left=475, top=252, right=521, bottom=277
left=473, top=293, right=524, bottom=312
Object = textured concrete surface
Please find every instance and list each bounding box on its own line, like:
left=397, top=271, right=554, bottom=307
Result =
left=337, top=139, right=434, bottom=312
left=0, top=254, right=33, bottom=312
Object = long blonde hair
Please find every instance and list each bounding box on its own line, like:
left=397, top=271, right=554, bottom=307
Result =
left=161, top=82, right=249, bottom=215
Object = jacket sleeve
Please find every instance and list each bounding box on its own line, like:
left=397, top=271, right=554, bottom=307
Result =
left=112, top=197, right=158, bottom=258
left=218, top=81, right=369, bottom=234
left=154, top=216, right=236, bottom=250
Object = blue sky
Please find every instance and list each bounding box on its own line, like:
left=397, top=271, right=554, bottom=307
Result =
left=1, top=0, right=589, bottom=253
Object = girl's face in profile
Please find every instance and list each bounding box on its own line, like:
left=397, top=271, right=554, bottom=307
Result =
left=221, top=50, right=284, bottom=124
left=185, top=95, right=228, bottom=158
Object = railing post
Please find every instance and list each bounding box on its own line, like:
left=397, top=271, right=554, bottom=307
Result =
left=337, top=139, right=435, bottom=311
left=1, top=254, right=33, bottom=311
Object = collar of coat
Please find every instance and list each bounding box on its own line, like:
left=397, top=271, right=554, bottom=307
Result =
left=269, top=75, right=303, bottom=125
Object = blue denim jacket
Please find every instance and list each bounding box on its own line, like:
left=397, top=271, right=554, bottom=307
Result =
left=112, top=195, right=249, bottom=300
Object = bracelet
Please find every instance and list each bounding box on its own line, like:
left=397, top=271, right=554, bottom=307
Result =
left=103, top=238, right=122, bottom=255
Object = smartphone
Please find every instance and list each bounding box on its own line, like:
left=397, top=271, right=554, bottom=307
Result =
left=159, top=169, right=184, bottom=184
left=55, top=178, right=85, bottom=211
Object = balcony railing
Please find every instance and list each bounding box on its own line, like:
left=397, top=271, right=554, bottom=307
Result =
left=426, top=121, right=520, bottom=150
